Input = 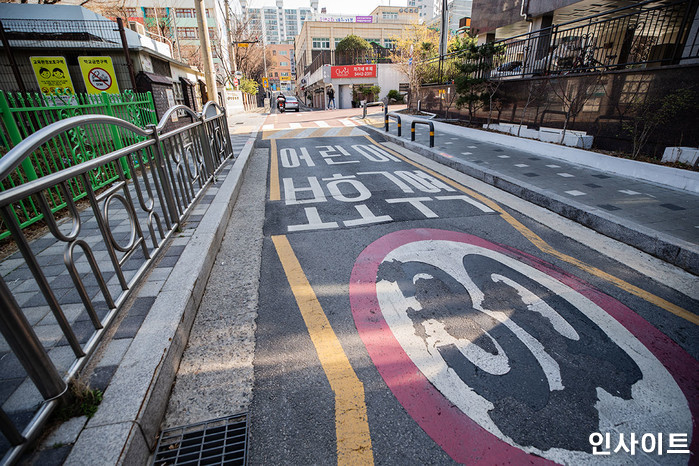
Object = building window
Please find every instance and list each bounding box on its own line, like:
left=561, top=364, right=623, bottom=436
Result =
left=124, top=8, right=137, bottom=16
left=384, top=39, right=396, bottom=49
left=179, top=27, right=198, bottom=39
left=312, top=37, right=330, bottom=49
left=279, top=50, right=287, bottom=55
left=382, top=12, right=398, bottom=20
left=175, top=8, right=195, bottom=18
left=279, top=61, right=288, bottom=66
left=143, top=8, right=156, bottom=17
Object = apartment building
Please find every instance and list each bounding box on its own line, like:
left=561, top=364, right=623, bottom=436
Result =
left=240, top=0, right=317, bottom=45
left=63, top=0, right=234, bottom=79
left=266, top=43, right=296, bottom=92
left=296, top=6, right=416, bottom=109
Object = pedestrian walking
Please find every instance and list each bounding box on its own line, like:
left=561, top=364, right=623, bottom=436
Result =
left=327, top=86, right=335, bottom=110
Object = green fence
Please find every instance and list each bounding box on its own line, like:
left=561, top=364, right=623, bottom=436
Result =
left=0, top=90, right=157, bottom=240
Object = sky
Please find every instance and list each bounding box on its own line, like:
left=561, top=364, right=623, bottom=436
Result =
left=245, top=0, right=410, bottom=16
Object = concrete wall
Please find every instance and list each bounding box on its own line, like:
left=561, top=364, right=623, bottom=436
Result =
left=414, top=65, right=699, bottom=158
left=471, top=0, right=580, bottom=34
left=376, top=64, right=408, bottom=101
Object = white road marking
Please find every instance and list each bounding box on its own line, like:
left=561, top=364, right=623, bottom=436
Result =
left=316, top=121, right=330, bottom=127
left=557, top=173, right=575, bottom=178
left=290, top=123, right=302, bottom=129
left=619, top=189, right=641, bottom=195
left=263, top=124, right=274, bottom=130
left=376, top=239, right=690, bottom=465
left=565, top=190, right=586, bottom=196
left=340, top=119, right=357, bottom=126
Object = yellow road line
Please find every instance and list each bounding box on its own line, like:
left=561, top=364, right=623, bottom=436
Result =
left=270, top=139, right=280, bottom=201
left=272, top=235, right=374, bottom=465
left=365, top=136, right=698, bottom=326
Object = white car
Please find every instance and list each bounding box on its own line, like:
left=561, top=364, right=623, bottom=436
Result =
left=284, top=95, right=299, bottom=112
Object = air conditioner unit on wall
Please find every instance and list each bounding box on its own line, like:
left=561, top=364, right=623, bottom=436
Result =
left=128, top=21, right=146, bottom=36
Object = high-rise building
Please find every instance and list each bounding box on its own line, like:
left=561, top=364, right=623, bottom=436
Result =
left=241, top=0, right=317, bottom=45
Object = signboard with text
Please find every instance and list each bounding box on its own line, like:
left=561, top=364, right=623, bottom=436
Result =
left=331, top=64, right=377, bottom=79
left=78, top=56, right=119, bottom=94
left=30, top=56, right=75, bottom=95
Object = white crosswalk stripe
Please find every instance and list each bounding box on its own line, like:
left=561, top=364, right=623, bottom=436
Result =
left=263, top=124, right=274, bottom=130
left=340, top=119, right=357, bottom=126
left=290, top=123, right=302, bottom=129
left=316, top=121, right=330, bottom=127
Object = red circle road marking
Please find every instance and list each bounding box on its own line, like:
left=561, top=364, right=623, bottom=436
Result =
left=349, top=228, right=697, bottom=463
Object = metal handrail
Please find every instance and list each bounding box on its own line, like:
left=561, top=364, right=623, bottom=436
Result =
left=0, top=100, right=234, bottom=464
left=0, top=115, right=150, bottom=182
left=419, top=0, right=696, bottom=82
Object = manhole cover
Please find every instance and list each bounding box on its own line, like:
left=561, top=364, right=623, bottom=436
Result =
left=152, top=413, right=248, bottom=465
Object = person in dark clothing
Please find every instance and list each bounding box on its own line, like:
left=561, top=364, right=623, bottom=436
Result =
left=327, top=87, right=335, bottom=109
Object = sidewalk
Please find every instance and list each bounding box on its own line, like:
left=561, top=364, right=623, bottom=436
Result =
left=362, top=111, right=699, bottom=275
left=2, top=109, right=267, bottom=465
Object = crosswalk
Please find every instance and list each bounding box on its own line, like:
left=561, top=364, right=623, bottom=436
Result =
left=263, top=118, right=359, bottom=131
left=261, top=118, right=369, bottom=139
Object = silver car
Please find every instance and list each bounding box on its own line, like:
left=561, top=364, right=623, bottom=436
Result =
left=284, top=95, right=300, bottom=112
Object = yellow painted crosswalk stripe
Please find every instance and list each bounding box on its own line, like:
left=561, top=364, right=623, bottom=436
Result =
left=272, top=235, right=374, bottom=465
left=269, top=139, right=280, bottom=201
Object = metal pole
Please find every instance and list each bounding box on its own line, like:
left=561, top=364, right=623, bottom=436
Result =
left=0, top=276, right=66, bottom=401
left=0, top=21, right=26, bottom=93
left=195, top=0, right=218, bottom=103
left=225, top=0, right=238, bottom=74
left=117, top=18, right=138, bottom=90
left=169, top=8, right=183, bottom=61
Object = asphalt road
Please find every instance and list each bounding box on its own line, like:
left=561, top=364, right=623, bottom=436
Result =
left=248, top=110, right=697, bottom=465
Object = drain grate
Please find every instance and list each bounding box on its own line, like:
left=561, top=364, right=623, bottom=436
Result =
left=152, top=413, right=248, bottom=465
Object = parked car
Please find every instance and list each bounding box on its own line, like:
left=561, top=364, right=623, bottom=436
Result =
left=491, top=61, right=522, bottom=77
left=284, top=95, right=300, bottom=112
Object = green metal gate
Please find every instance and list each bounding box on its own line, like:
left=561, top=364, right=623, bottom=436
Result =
left=0, top=90, right=157, bottom=240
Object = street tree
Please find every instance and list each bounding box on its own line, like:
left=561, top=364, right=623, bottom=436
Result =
left=389, top=24, right=439, bottom=105
left=454, top=41, right=504, bottom=124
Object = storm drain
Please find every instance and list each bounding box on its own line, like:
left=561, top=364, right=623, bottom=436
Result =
left=152, top=413, right=248, bottom=465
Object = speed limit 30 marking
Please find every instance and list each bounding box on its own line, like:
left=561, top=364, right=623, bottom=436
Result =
left=349, top=228, right=696, bottom=464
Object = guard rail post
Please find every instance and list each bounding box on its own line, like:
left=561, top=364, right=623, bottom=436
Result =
left=386, top=113, right=402, bottom=137
left=410, top=119, right=435, bottom=147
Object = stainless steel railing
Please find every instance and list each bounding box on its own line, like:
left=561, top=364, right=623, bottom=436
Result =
left=0, top=100, right=234, bottom=464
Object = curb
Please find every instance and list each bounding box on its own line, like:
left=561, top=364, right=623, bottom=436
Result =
left=362, top=124, right=699, bottom=275
left=65, top=136, right=258, bottom=465
left=392, top=113, right=699, bottom=194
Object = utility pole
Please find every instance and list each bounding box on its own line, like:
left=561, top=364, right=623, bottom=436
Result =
left=195, top=0, right=218, bottom=103
left=224, top=0, right=238, bottom=74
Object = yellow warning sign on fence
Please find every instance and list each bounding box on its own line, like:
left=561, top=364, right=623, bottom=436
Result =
left=78, top=56, right=120, bottom=94
left=30, top=56, right=75, bottom=95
